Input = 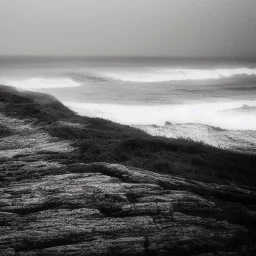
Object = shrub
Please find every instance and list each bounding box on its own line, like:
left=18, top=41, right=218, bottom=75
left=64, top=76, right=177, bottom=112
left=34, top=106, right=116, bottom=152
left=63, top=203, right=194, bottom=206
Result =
left=190, top=155, right=206, bottom=167
left=152, top=161, right=175, bottom=174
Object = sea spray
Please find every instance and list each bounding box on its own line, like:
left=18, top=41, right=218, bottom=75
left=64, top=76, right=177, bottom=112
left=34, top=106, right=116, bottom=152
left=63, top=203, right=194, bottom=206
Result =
left=3, top=77, right=81, bottom=90
left=64, top=100, right=256, bottom=130
left=103, top=67, right=256, bottom=82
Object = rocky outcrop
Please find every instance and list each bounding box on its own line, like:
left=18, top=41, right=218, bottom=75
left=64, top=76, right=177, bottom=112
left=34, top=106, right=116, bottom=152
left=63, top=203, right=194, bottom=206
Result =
left=1, top=160, right=256, bottom=255
left=0, top=113, right=72, bottom=159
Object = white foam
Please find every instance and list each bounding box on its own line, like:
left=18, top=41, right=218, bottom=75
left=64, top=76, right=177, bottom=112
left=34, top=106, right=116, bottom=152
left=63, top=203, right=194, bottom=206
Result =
left=64, top=100, right=256, bottom=131
left=104, top=67, right=256, bottom=82
left=136, top=123, right=256, bottom=153
left=3, top=77, right=81, bottom=90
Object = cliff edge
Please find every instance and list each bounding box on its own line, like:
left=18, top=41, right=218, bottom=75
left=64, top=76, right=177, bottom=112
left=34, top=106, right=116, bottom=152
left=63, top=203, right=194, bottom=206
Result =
left=0, top=85, right=256, bottom=256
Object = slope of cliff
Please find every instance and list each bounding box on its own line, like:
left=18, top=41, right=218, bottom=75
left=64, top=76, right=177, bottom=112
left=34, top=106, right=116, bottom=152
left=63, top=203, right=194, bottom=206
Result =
left=0, top=85, right=256, bottom=256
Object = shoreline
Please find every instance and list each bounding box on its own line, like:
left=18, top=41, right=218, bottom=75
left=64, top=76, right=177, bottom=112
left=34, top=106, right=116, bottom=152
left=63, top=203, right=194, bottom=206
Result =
left=62, top=99, right=256, bottom=154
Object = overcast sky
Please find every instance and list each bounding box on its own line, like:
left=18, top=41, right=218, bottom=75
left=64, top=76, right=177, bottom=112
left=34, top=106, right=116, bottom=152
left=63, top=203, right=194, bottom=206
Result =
left=0, top=0, right=255, bottom=57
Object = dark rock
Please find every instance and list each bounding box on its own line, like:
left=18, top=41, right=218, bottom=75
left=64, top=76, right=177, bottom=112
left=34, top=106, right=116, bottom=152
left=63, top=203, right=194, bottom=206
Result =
left=0, top=162, right=255, bottom=255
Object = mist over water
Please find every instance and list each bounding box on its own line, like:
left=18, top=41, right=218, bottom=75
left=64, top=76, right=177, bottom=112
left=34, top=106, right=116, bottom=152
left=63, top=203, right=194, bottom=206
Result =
left=1, top=56, right=256, bottom=152
left=63, top=101, right=256, bottom=130
left=103, top=67, right=256, bottom=82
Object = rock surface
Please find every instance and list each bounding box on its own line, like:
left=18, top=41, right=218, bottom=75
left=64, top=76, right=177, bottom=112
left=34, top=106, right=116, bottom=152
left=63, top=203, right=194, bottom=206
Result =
left=0, top=113, right=72, bottom=159
left=1, top=156, right=256, bottom=255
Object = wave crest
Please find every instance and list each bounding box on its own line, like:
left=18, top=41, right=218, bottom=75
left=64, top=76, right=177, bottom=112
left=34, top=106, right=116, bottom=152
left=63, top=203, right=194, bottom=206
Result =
left=4, top=78, right=81, bottom=89
left=104, top=67, right=256, bottom=82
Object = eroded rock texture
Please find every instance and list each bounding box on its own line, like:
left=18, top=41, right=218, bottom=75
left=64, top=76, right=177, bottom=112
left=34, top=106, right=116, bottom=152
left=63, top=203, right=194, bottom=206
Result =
left=1, top=159, right=256, bottom=255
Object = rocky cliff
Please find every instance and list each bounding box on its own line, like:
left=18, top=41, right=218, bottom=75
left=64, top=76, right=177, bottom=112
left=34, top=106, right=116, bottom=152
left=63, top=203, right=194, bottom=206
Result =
left=0, top=85, right=256, bottom=255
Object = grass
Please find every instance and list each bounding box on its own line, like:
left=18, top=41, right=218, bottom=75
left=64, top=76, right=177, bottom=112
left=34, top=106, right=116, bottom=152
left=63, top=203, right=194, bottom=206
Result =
left=75, top=136, right=256, bottom=185
left=1, top=84, right=256, bottom=187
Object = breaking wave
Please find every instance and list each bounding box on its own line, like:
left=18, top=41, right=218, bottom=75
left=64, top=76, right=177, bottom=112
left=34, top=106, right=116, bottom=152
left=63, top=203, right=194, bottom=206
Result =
left=3, top=77, right=81, bottom=89
left=63, top=100, right=256, bottom=130
left=223, top=104, right=256, bottom=114
left=104, top=67, right=256, bottom=82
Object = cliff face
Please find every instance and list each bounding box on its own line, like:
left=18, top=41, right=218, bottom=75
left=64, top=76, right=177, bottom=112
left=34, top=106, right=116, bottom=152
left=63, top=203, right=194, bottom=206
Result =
left=0, top=85, right=256, bottom=256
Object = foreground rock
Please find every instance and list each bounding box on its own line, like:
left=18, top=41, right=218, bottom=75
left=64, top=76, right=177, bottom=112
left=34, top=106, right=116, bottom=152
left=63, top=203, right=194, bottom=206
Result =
left=1, top=161, right=256, bottom=255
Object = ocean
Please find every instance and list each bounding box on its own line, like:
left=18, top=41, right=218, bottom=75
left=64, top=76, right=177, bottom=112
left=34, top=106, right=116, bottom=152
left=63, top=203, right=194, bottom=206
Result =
left=1, top=56, right=256, bottom=153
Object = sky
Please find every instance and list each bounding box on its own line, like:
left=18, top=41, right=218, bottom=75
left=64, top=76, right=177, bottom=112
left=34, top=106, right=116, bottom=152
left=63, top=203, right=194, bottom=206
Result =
left=0, top=0, right=255, bottom=58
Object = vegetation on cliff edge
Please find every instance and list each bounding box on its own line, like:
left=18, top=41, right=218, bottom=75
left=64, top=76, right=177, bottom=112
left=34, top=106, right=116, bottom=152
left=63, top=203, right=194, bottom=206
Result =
left=1, top=84, right=256, bottom=187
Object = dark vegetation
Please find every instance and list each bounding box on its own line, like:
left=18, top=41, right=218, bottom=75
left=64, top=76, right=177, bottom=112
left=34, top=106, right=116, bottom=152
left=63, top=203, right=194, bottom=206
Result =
left=1, top=84, right=256, bottom=187
left=0, top=124, right=12, bottom=138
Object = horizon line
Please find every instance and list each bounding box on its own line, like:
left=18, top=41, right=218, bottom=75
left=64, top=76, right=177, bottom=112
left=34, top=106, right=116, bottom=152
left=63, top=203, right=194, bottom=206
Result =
left=0, top=54, right=256, bottom=61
